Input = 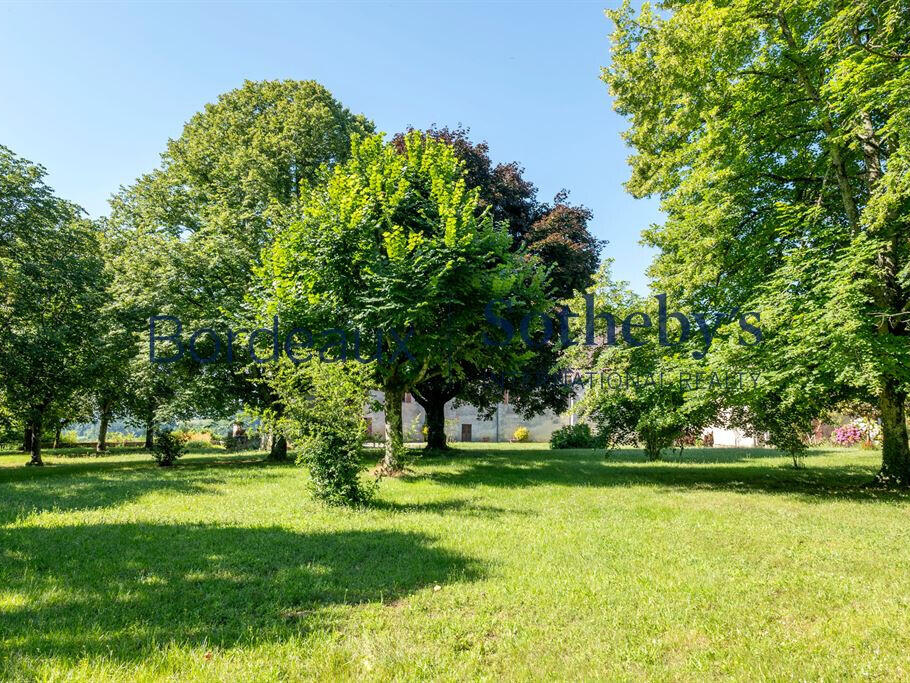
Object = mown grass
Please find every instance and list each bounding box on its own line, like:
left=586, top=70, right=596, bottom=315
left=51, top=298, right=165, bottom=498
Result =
left=1, top=443, right=909, bottom=680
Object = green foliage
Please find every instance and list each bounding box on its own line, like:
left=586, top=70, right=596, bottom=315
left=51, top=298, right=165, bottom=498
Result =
left=603, top=0, right=910, bottom=482
left=298, top=429, right=374, bottom=507
left=171, top=429, right=217, bottom=446
left=58, top=430, right=79, bottom=447
left=262, top=131, right=550, bottom=470
left=564, top=268, right=717, bottom=461
left=391, top=127, right=603, bottom=300
left=106, top=80, right=373, bottom=435
left=104, top=431, right=136, bottom=447
left=0, top=145, right=108, bottom=464
left=150, top=429, right=186, bottom=467
left=588, top=382, right=703, bottom=461
left=549, top=423, right=597, bottom=449
left=272, top=358, right=375, bottom=504
left=395, top=128, right=602, bottom=442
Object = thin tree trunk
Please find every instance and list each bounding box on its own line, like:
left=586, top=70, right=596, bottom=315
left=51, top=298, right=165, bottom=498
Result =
left=97, top=412, right=110, bottom=453
left=268, top=433, right=288, bottom=461
left=144, top=423, right=154, bottom=450
left=53, top=423, right=62, bottom=449
left=27, top=413, right=43, bottom=466
left=876, top=379, right=910, bottom=486
left=383, top=387, right=405, bottom=472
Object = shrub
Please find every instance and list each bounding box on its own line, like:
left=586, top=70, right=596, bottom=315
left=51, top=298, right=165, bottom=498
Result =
left=169, top=429, right=192, bottom=444
left=832, top=423, right=864, bottom=447
left=58, top=430, right=79, bottom=446
left=512, top=426, right=529, bottom=442
left=550, top=423, right=595, bottom=449
left=176, top=430, right=215, bottom=447
left=223, top=433, right=253, bottom=451
left=150, top=429, right=186, bottom=466
left=298, top=428, right=374, bottom=506
left=104, top=431, right=134, bottom=447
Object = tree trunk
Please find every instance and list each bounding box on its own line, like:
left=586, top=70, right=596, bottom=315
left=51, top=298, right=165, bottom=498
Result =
left=22, top=426, right=33, bottom=453
left=268, top=433, right=288, bottom=461
left=27, top=413, right=43, bottom=466
left=53, top=423, right=62, bottom=449
left=383, top=387, right=405, bottom=472
left=423, top=397, right=448, bottom=450
left=876, top=379, right=910, bottom=486
left=144, top=423, right=154, bottom=450
left=97, top=412, right=110, bottom=453
left=412, top=379, right=458, bottom=452
left=643, top=433, right=662, bottom=461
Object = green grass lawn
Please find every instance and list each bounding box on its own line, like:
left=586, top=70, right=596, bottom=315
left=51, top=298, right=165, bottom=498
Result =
left=2, top=443, right=909, bottom=680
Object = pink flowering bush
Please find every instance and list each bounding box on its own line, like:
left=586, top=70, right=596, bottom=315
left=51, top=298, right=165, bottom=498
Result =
left=831, top=424, right=864, bottom=447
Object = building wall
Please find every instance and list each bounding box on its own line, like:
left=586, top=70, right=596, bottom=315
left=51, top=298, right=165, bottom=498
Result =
left=364, top=391, right=573, bottom=443
left=707, top=426, right=758, bottom=448
left=365, top=391, right=764, bottom=447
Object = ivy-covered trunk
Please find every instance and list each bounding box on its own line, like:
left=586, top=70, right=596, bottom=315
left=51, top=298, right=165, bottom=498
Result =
left=383, top=387, right=405, bottom=472
left=877, top=379, right=910, bottom=486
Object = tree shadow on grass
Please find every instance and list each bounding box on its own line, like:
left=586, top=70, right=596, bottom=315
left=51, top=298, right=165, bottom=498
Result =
left=425, top=448, right=910, bottom=503
left=371, top=497, right=530, bottom=517
left=0, top=523, right=483, bottom=675
left=0, top=455, right=287, bottom=525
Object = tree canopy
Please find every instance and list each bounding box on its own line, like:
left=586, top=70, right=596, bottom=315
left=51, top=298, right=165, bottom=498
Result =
left=260, top=131, right=550, bottom=470
left=604, top=0, right=910, bottom=484
left=0, top=146, right=107, bottom=465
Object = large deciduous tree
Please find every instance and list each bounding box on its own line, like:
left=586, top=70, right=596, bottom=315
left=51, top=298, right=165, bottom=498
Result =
left=261, top=132, right=550, bottom=472
left=604, top=0, right=910, bottom=484
left=108, top=80, right=373, bottom=459
left=392, top=127, right=604, bottom=449
left=0, top=146, right=107, bottom=465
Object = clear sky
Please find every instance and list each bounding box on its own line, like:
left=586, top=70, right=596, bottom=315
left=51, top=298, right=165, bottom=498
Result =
left=0, top=0, right=660, bottom=293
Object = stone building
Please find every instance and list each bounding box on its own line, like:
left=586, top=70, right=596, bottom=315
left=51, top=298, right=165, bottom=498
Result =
left=363, top=391, right=573, bottom=444
left=365, top=391, right=763, bottom=446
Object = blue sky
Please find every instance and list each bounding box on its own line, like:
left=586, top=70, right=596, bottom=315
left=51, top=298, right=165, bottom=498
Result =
left=0, top=1, right=660, bottom=293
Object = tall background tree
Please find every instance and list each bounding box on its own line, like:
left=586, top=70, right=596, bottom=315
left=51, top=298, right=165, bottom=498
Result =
left=107, top=79, right=373, bottom=459
left=0, top=146, right=107, bottom=465
left=604, top=0, right=910, bottom=484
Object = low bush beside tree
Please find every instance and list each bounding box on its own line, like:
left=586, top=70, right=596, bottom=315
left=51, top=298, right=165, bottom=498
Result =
left=549, top=423, right=599, bottom=449
left=150, top=429, right=186, bottom=467
left=270, top=359, right=376, bottom=506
